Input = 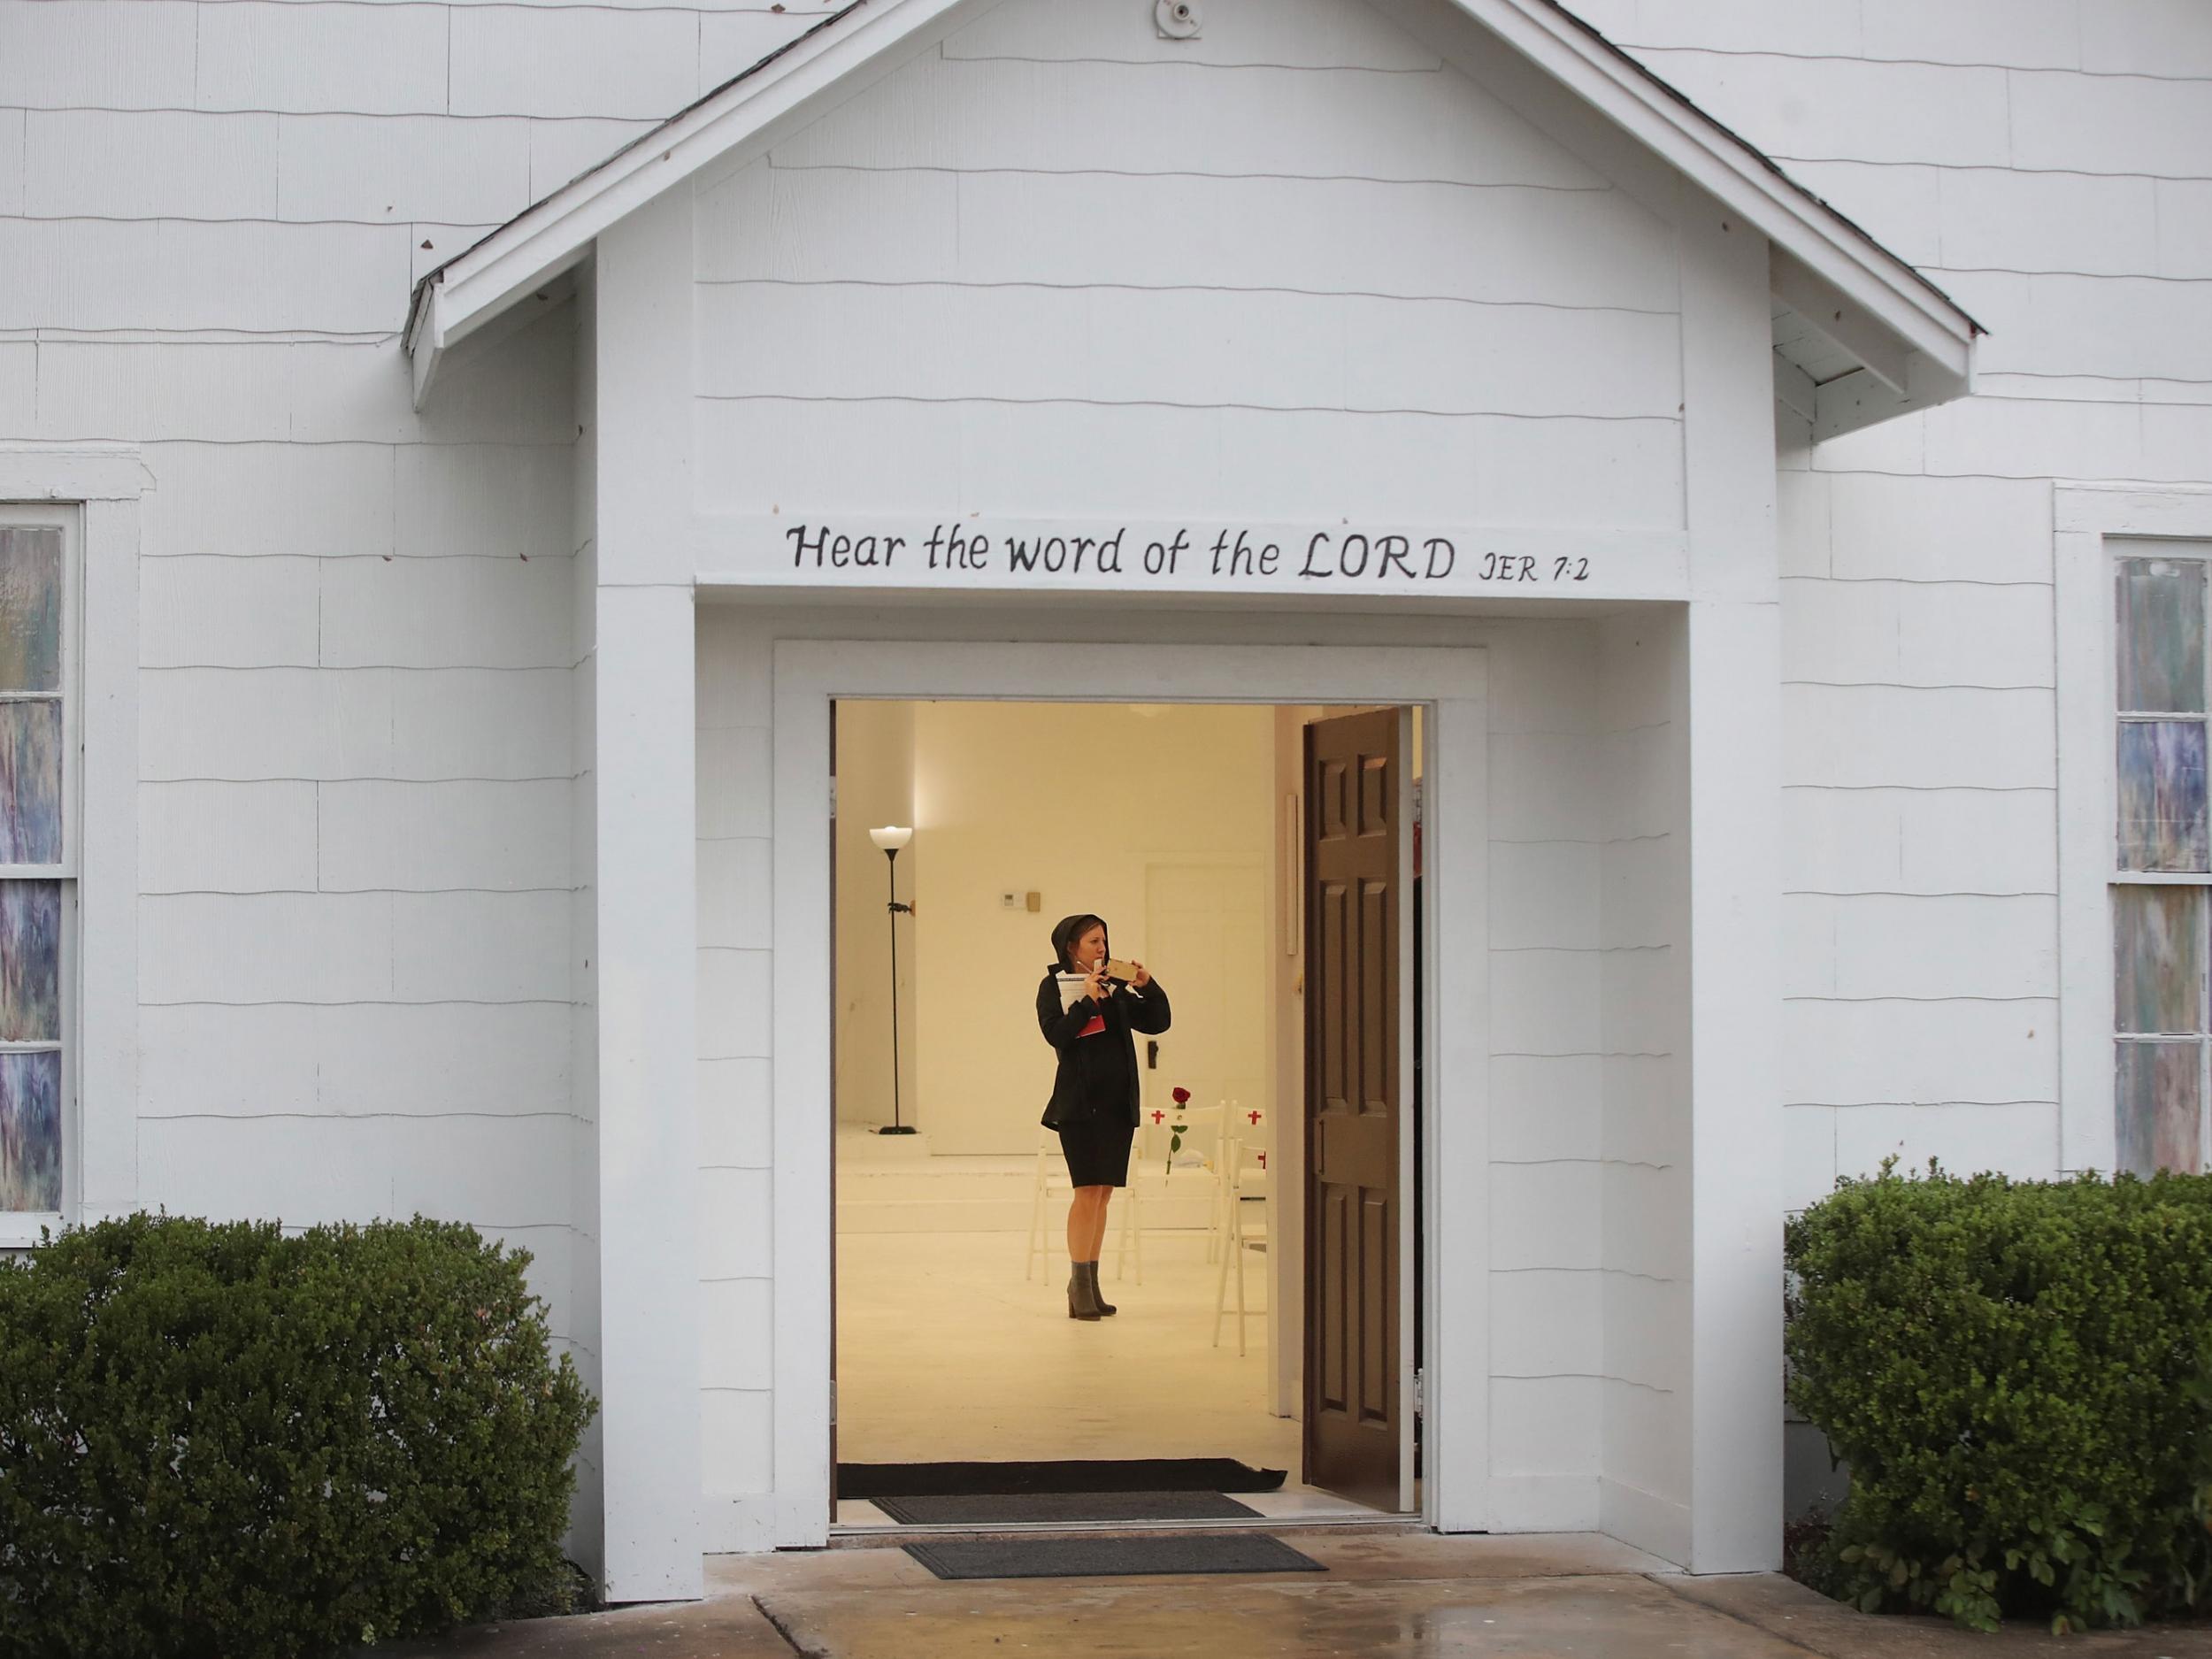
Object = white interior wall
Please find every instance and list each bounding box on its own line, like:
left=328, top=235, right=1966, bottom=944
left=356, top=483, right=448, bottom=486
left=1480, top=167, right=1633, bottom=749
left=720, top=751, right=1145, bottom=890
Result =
left=832, top=701, right=918, bottom=1130
left=903, top=702, right=1278, bottom=1156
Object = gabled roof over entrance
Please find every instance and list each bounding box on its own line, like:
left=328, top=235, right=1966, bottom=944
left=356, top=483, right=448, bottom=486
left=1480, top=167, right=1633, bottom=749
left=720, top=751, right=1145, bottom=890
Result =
left=404, top=0, right=1979, bottom=438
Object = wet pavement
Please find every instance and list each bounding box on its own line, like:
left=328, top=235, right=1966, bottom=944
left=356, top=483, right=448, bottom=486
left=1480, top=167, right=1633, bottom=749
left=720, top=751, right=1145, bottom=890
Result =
left=375, top=1532, right=2212, bottom=1658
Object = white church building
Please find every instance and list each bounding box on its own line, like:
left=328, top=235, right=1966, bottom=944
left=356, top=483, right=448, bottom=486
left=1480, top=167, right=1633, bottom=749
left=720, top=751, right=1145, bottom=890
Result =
left=4, top=0, right=2208, bottom=1606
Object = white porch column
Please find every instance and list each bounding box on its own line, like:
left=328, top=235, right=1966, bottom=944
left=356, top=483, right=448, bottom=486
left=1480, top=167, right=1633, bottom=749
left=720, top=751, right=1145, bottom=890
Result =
left=592, top=184, right=704, bottom=1601
left=1678, top=195, right=1786, bottom=1573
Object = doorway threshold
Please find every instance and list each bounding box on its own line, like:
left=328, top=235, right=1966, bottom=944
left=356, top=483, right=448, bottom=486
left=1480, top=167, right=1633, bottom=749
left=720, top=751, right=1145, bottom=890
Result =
left=826, top=1512, right=1425, bottom=1548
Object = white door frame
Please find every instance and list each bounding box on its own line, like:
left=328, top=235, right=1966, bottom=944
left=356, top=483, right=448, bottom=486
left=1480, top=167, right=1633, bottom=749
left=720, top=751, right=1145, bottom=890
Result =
left=770, top=639, right=1489, bottom=1544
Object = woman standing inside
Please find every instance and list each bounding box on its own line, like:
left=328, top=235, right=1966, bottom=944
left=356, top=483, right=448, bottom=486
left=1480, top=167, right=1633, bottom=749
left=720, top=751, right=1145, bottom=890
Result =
left=1037, top=913, right=1171, bottom=1321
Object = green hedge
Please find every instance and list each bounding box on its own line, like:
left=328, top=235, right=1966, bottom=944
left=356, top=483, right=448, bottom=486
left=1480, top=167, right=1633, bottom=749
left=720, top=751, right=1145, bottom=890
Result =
left=1786, top=1164, right=2212, bottom=1632
left=0, top=1214, right=595, bottom=1659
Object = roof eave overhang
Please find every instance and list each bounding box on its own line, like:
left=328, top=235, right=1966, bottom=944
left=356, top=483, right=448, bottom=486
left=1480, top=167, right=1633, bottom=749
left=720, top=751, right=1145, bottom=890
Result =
left=1452, top=0, right=1978, bottom=380
left=404, top=0, right=975, bottom=407
left=407, top=0, right=1978, bottom=430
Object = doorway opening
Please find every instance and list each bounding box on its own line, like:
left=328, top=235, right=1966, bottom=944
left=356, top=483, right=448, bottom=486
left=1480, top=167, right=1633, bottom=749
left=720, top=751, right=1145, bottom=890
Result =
left=827, top=698, right=1425, bottom=1531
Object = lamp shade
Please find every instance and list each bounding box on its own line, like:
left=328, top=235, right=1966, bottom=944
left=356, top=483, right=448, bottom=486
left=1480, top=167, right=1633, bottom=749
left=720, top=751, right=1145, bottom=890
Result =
left=868, top=826, right=914, bottom=852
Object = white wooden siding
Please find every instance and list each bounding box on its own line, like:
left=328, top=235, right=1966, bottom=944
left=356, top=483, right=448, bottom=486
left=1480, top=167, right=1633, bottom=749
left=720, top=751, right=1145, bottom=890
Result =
left=23, top=111, right=281, bottom=219
left=0, top=0, right=682, bottom=1478
left=941, top=0, right=1443, bottom=69
left=695, top=165, right=1680, bottom=311
left=1594, top=609, right=1689, bottom=1551
left=17, top=0, right=2212, bottom=1562
left=696, top=283, right=1682, bottom=419
left=695, top=398, right=1685, bottom=526
left=1596, top=3, right=2212, bottom=1190
left=771, top=54, right=1607, bottom=183
left=272, top=115, right=534, bottom=224
left=139, top=1002, right=573, bottom=1115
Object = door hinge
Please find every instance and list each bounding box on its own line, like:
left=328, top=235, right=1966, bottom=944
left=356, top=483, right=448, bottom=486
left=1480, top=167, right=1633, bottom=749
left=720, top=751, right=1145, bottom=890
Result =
left=830, top=1380, right=838, bottom=1426
left=829, top=775, right=839, bottom=818
left=1411, top=1368, right=1425, bottom=1419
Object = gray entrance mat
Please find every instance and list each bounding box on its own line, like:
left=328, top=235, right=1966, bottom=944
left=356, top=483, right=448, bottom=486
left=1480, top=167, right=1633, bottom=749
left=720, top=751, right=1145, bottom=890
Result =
left=903, top=1532, right=1327, bottom=1581
left=872, top=1489, right=1263, bottom=1525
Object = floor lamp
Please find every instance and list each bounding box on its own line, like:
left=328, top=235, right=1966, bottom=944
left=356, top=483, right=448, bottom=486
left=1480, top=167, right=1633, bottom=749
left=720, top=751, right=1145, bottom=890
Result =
left=868, top=826, right=917, bottom=1135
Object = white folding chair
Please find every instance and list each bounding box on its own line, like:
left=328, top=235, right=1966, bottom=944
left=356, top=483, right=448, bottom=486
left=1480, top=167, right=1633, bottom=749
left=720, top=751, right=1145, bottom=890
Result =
left=1111, top=1164, right=1142, bottom=1283
left=1022, top=1125, right=1072, bottom=1282
left=1205, top=1100, right=1265, bottom=1263
left=1210, top=1136, right=1271, bottom=1356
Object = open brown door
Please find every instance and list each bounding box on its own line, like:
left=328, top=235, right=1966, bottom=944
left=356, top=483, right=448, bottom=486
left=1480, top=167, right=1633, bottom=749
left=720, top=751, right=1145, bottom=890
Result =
left=1302, top=709, right=1402, bottom=1509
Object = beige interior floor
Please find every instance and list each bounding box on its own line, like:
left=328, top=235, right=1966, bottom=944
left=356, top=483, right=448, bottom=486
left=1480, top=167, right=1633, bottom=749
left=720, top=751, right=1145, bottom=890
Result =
left=833, top=1225, right=1382, bottom=1525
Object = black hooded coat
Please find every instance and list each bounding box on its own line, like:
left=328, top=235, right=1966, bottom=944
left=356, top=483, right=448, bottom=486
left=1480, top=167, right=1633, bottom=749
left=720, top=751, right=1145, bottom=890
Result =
left=1036, top=913, right=1172, bottom=1130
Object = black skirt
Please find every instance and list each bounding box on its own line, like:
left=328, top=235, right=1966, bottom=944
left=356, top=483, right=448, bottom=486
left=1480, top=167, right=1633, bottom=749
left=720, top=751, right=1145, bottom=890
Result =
left=1058, top=1118, right=1136, bottom=1188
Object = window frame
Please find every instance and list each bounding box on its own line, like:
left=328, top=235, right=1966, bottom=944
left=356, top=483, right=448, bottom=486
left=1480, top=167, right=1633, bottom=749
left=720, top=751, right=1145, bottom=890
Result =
left=2055, top=488, right=2212, bottom=1178
left=2108, top=540, right=2212, bottom=1174
left=0, top=447, right=145, bottom=1250
left=0, top=506, right=80, bottom=1238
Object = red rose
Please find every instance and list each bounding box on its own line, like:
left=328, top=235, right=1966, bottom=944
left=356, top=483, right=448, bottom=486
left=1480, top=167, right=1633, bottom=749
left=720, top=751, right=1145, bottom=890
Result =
left=1171, top=1087, right=1190, bottom=1105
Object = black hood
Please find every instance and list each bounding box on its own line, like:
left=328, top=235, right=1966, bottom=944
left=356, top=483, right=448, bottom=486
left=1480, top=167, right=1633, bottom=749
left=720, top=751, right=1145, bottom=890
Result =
left=1049, top=912, right=1110, bottom=972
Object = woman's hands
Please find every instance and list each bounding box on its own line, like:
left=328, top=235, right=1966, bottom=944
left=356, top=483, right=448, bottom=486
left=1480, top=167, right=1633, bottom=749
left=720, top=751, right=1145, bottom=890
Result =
left=1081, top=968, right=1110, bottom=1002
left=1128, top=961, right=1152, bottom=988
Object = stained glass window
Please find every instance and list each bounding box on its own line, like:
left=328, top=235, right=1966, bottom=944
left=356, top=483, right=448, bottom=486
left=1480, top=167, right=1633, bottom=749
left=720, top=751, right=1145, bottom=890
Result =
left=2118, top=720, right=2210, bottom=872
left=2118, top=559, right=2206, bottom=714
left=2114, top=546, right=2212, bottom=1176
left=0, top=528, right=61, bottom=695
left=0, top=522, right=65, bottom=1217
left=0, top=699, right=63, bottom=865
left=2115, top=886, right=2202, bottom=1035
left=2117, top=1041, right=2203, bottom=1179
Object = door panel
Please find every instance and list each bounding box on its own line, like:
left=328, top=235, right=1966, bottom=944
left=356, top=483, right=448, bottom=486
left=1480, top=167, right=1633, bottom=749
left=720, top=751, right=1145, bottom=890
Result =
left=1302, top=709, right=1402, bottom=1509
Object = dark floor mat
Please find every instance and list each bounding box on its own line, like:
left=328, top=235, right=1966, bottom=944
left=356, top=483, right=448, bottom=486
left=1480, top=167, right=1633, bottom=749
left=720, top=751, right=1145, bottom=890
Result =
left=871, top=1489, right=1263, bottom=1525
left=838, top=1458, right=1287, bottom=1499
left=904, top=1532, right=1326, bottom=1581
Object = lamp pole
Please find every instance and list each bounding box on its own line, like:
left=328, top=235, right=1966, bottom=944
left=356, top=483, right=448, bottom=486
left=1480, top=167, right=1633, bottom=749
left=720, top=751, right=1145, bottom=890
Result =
left=869, top=827, right=917, bottom=1135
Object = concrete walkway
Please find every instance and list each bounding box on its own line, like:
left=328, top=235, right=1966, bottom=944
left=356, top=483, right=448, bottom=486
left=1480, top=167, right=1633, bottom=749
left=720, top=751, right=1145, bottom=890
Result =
left=379, top=1532, right=2212, bottom=1658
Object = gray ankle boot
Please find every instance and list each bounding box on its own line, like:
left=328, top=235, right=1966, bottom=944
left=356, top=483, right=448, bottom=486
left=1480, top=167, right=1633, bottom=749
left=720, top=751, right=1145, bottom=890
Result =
left=1085, top=1262, right=1118, bottom=1317
left=1067, top=1262, right=1102, bottom=1321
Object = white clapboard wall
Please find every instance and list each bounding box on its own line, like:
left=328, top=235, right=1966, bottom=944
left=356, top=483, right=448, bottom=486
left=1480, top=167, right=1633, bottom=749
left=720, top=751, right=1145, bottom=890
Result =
left=1575, top=0, right=2210, bottom=1519
left=1563, top=0, right=2208, bottom=1204
left=2, top=0, right=833, bottom=1537
left=11, top=0, right=2212, bottom=1557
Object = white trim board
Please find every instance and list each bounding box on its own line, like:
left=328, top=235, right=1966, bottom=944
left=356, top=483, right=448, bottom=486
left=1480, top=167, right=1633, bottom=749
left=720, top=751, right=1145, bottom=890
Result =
left=758, top=638, right=1489, bottom=1549
left=2055, top=487, right=2212, bottom=1177
left=406, top=0, right=1975, bottom=413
